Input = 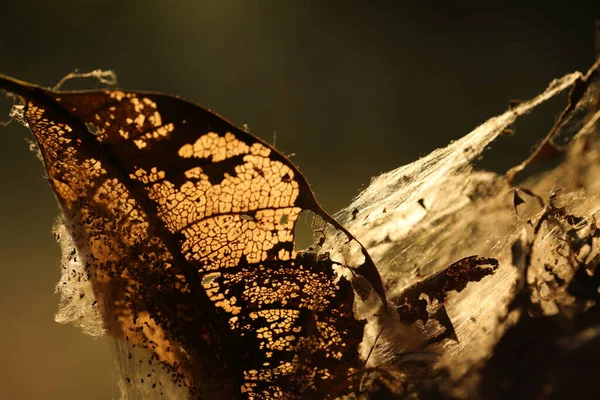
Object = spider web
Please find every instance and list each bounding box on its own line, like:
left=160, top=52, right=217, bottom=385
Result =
left=321, top=61, right=600, bottom=395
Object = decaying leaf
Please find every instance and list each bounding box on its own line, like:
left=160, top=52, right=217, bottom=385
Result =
left=0, top=74, right=390, bottom=399
left=396, top=256, right=499, bottom=324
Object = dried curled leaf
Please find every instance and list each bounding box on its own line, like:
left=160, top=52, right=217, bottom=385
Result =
left=0, top=74, right=387, bottom=399
left=396, top=256, right=499, bottom=324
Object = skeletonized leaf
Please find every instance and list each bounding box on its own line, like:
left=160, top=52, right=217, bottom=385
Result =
left=0, top=75, right=387, bottom=399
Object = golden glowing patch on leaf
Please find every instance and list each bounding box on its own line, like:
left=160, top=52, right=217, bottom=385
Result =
left=56, top=90, right=173, bottom=147
left=178, top=131, right=251, bottom=161
left=133, top=123, right=174, bottom=149
left=129, top=167, right=166, bottom=184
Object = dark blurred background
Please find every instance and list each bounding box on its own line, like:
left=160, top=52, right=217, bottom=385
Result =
left=0, top=1, right=597, bottom=399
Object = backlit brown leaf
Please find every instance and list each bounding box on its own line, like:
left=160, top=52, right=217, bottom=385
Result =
left=0, top=74, right=387, bottom=399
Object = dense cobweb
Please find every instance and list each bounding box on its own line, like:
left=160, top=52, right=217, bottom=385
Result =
left=320, top=61, right=600, bottom=397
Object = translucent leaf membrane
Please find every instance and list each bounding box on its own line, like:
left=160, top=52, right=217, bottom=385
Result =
left=325, top=62, right=600, bottom=397
left=53, top=221, right=105, bottom=337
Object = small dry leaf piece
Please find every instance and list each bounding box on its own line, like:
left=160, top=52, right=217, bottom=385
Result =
left=396, top=256, right=499, bottom=324
left=0, top=76, right=385, bottom=399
